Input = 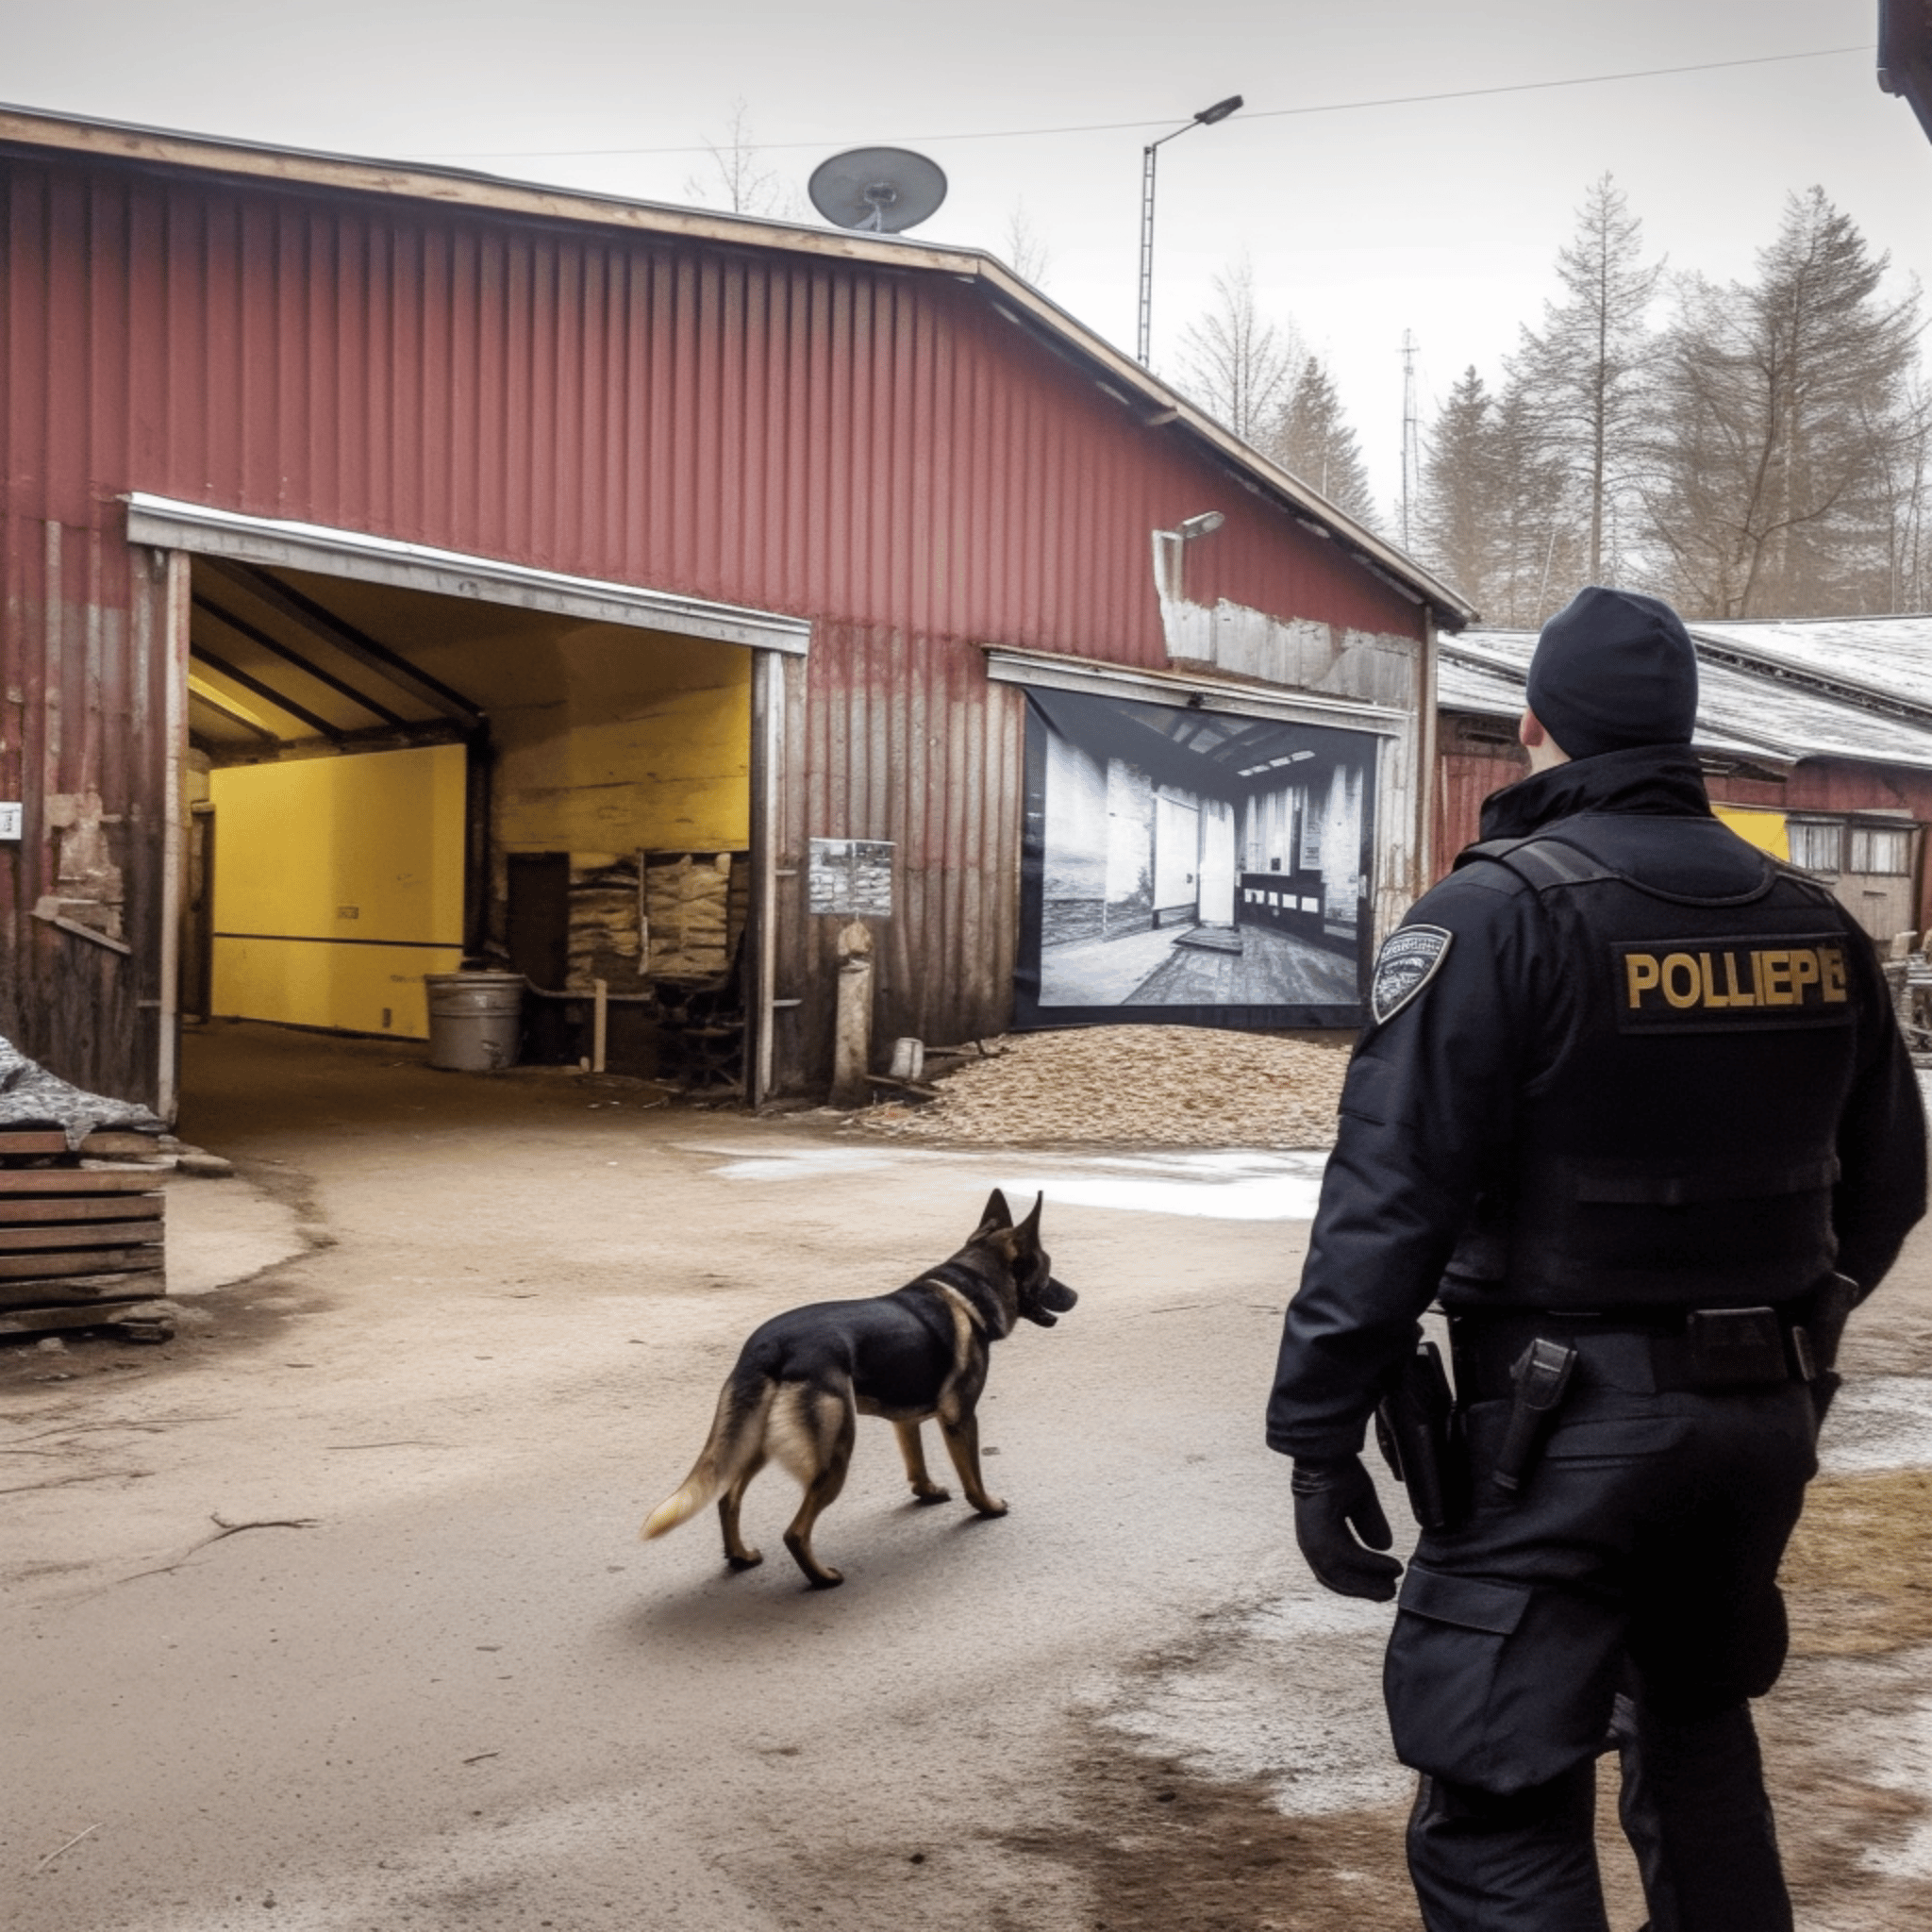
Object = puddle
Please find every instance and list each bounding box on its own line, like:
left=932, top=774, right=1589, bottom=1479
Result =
left=1820, top=1376, right=1932, bottom=1474
left=702, top=1142, right=1332, bottom=1222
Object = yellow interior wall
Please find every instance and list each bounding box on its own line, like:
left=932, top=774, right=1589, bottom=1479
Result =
left=1714, top=807, right=1791, bottom=861
left=474, top=628, right=752, bottom=859
left=209, top=743, right=466, bottom=1037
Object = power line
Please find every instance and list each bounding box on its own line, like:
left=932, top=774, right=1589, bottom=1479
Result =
left=418, top=44, right=1868, bottom=161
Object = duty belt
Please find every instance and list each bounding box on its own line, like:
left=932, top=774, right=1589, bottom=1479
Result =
left=1447, top=1304, right=1818, bottom=1405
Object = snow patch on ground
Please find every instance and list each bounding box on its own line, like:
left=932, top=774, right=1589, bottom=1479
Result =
left=163, top=1172, right=310, bottom=1295
left=1859, top=1678, right=1932, bottom=1879
left=1819, top=1375, right=1932, bottom=1474
left=706, top=1141, right=1331, bottom=1221
left=1102, top=1586, right=1409, bottom=1817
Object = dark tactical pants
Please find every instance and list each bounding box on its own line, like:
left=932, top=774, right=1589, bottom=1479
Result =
left=1383, top=1349, right=1818, bottom=1931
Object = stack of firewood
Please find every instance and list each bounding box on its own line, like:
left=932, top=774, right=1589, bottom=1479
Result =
left=0, top=1128, right=170, bottom=1343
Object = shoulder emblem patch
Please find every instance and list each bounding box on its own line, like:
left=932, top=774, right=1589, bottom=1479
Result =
left=1372, top=924, right=1454, bottom=1024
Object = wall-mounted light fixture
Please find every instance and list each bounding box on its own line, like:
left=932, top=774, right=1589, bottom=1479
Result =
left=1152, top=508, right=1227, bottom=605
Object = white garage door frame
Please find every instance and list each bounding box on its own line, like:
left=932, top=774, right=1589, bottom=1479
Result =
left=127, top=494, right=808, bottom=1117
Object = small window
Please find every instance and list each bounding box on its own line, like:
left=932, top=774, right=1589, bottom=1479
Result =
left=1787, top=820, right=1843, bottom=874
left=1849, top=824, right=1914, bottom=876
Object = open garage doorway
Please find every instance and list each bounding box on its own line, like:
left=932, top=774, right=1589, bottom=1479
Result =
left=139, top=497, right=808, bottom=1120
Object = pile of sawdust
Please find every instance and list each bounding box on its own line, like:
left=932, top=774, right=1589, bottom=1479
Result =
left=860, top=1026, right=1353, bottom=1149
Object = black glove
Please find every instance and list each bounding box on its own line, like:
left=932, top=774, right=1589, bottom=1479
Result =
left=1291, top=1455, right=1403, bottom=1602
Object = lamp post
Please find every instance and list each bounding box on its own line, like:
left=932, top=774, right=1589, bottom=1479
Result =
left=1137, top=94, right=1242, bottom=368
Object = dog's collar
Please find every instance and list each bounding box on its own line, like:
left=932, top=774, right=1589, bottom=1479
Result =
left=921, top=1265, right=994, bottom=1336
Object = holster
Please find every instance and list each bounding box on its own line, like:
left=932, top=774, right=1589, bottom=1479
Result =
left=1795, top=1271, right=1859, bottom=1423
left=1491, top=1338, right=1578, bottom=1498
left=1374, top=1337, right=1469, bottom=1533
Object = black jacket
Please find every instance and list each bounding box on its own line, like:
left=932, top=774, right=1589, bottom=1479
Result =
left=1266, top=746, right=1926, bottom=1461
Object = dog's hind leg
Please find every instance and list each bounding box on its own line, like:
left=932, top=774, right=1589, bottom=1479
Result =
left=718, top=1451, right=767, bottom=1569
left=938, top=1409, right=1008, bottom=1519
left=892, top=1420, right=951, bottom=1505
left=774, top=1386, right=857, bottom=1589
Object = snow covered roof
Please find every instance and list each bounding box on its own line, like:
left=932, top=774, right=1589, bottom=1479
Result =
left=1439, top=625, right=1932, bottom=774
left=1685, top=617, right=1932, bottom=723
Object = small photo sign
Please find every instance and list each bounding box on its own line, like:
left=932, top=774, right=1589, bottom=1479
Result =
left=0, top=804, right=21, bottom=841
left=808, top=838, right=893, bottom=918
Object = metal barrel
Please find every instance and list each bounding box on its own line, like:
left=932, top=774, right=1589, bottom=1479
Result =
left=424, top=972, right=525, bottom=1073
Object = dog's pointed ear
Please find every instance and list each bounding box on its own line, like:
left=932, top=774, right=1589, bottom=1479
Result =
left=1017, top=1191, right=1044, bottom=1249
left=977, top=1188, right=1014, bottom=1235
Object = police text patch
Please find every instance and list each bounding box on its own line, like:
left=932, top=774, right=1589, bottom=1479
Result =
left=1372, top=924, right=1454, bottom=1024
left=1613, top=934, right=1854, bottom=1032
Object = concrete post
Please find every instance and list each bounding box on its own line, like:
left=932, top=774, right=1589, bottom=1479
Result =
left=830, top=921, right=874, bottom=1107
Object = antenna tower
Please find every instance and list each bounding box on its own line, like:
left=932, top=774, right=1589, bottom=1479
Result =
left=1400, top=330, right=1419, bottom=549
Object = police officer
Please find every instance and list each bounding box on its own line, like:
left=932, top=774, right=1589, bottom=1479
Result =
left=1267, top=587, right=1926, bottom=1930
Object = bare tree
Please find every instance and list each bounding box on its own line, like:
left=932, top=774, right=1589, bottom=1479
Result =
left=1875, top=380, right=1932, bottom=611
left=1172, top=257, right=1302, bottom=445
left=1510, top=175, right=1662, bottom=582
left=1641, top=189, right=1923, bottom=617
left=1265, top=355, right=1377, bottom=525
left=1002, top=202, right=1053, bottom=289
left=683, top=99, right=798, bottom=219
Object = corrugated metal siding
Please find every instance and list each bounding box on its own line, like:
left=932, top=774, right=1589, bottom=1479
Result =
left=2, top=144, right=1424, bottom=1100
left=1435, top=732, right=1932, bottom=938
left=1434, top=741, right=1523, bottom=869
left=776, top=625, right=1022, bottom=1084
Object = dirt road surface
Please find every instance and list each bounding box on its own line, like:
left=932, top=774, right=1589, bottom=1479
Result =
left=3, top=1024, right=1929, bottom=1931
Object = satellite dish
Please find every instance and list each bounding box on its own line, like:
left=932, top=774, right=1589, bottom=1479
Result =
left=808, top=147, right=948, bottom=234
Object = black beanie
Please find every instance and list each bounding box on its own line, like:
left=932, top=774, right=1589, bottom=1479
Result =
left=1525, top=586, right=1699, bottom=759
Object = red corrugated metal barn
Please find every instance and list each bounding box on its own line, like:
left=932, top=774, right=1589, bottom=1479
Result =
left=0, top=106, right=1470, bottom=1113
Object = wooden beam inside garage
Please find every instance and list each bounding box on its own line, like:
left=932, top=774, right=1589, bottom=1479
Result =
left=201, top=559, right=485, bottom=730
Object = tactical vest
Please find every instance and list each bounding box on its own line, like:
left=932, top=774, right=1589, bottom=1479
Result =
left=1443, top=818, right=1861, bottom=1310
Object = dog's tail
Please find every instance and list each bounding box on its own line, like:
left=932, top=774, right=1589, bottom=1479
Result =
left=641, top=1372, right=774, bottom=1541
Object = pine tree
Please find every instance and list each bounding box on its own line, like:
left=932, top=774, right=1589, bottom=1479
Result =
left=1416, top=366, right=1582, bottom=625
left=1418, top=366, right=1501, bottom=608
left=1643, top=189, right=1924, bottom=616
left=1264, top=355, right=1378, bottom=526
left=1507, top=175, right=1660, bottom=584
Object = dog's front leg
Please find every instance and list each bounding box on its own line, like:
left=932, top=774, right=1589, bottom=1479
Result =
left=938, top=1408, right=1007, bottom=1518
left=893, top=1420, right=952, bottom=1504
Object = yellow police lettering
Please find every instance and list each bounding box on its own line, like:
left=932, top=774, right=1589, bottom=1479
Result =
left=1722, top=952, right=1756, bottom=1006
left=1626, top=954, right=1660, bottom=1007
left=1698, top=953, right=1729, bottom=1008
left=1660, top=954, right=1701, bottom=1008
left=1821, top=948, right=1848, bottom=1002
left=1790, top=949, right=1820, bottom=998
left=1759, top=951, right=1793, bottom=1006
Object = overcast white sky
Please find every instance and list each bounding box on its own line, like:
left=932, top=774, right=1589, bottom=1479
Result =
left=7, top=1, right=1929, bottom=520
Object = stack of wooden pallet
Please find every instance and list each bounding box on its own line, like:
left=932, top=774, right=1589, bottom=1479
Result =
left=0, top=1128, right=170, bottom=1344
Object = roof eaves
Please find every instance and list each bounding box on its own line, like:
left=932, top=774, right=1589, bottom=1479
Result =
left=0, top=99, right=1475, bottom=630
left=1879, top=0, right=1932, bottom=145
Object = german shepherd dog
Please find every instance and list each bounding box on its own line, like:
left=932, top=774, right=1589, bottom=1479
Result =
left=641, top=1190, right=1075, bottom=1588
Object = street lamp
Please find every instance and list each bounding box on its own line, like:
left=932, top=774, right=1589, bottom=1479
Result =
left=1137, top=94, right=1242, bottom=368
